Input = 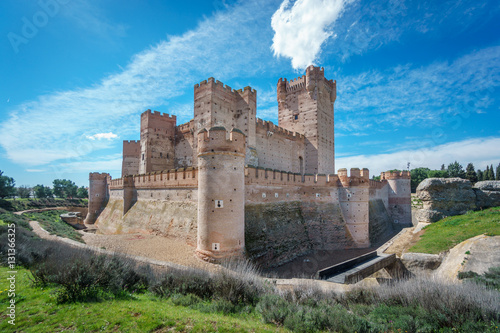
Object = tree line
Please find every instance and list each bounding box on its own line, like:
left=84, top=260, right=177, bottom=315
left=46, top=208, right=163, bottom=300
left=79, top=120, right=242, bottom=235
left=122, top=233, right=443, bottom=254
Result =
left=410, top=161, right=500, bottom=192
left=0, top=170, right=88, bottom=199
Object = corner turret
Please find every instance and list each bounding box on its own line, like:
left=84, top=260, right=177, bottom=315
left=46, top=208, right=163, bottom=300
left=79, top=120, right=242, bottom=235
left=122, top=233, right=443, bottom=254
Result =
left=84, top=172, right=110, bottom=224
left=196, top=127, right=246, bottom=261
left=381, top=170, right=412, bottom=225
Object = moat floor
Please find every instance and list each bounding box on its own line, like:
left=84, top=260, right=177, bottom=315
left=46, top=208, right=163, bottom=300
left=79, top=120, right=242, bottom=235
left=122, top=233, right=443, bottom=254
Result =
left=81, top=231, right=216, bottom=271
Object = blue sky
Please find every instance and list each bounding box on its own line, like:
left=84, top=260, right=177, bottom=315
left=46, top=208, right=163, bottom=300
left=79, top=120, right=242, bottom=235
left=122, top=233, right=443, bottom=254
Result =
left=1, top=0, right=499, bottom=187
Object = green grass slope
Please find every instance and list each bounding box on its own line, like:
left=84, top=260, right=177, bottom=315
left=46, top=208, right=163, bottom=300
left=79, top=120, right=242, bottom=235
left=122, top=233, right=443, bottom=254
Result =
left=0, top=267, right=283, bottom=333
left=410, top=207, right=500, bottom=254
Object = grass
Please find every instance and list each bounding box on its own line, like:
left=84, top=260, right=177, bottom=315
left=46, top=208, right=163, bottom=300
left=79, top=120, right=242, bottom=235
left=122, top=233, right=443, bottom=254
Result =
left=0, top=266, right=283, bottom=333
left=410, top=207, right=500, bottom=254
left=22, top=210, right=84, bottom=243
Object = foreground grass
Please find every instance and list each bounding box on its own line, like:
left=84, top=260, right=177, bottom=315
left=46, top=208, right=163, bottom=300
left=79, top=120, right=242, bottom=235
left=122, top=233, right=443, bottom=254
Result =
left=0, top=266, right=283, bottom=333
left=23, top=210, right=84, bottom=243
left=410, top=207, right=500, bottom=254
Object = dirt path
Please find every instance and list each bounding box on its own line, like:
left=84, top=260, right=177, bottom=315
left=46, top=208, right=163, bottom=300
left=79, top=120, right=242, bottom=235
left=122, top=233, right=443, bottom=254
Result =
left=14, top=207, right=70, bottom=215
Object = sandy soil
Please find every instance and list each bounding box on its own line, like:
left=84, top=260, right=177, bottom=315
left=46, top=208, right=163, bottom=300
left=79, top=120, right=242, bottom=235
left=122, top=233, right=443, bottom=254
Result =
left=81, top=230, right=215, bottom=271
left=383, top=226, right=425, bottom=257
left=28, top=218, right=216, bottom=272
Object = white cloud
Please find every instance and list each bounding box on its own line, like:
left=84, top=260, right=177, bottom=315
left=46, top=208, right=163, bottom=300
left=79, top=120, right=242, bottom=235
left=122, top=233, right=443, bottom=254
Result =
left=86, top=132, right=118, bottom=140
left=0, top=0, right=277, bottom=167
left=271, top=0, right=352, bottom=70
left=336, top=137, right=500, bottom=176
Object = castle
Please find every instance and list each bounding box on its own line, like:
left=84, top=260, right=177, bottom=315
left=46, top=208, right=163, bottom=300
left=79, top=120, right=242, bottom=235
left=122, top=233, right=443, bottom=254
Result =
left=86, top=66, right=411, bottom=266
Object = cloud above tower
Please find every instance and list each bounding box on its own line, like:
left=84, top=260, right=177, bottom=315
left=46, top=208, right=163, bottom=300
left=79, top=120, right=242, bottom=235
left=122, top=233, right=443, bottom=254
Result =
left=271, top=0, right=352, bottom=70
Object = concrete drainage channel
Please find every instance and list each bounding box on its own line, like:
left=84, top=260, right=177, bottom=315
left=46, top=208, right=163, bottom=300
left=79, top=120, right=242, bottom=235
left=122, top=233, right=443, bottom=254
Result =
left=318, top=251, right=397, bottom=284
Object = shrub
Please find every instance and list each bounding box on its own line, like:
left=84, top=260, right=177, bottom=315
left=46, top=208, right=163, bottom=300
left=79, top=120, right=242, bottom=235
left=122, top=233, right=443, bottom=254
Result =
left=170, top=293, right=202, bottom=307
left=151, top=258, right=268, bottom=306
left=373, top=278, right=500, bottom=327
left=256, top=294, right=293, bottom=326
left=29, top=251, right=152, bottom=303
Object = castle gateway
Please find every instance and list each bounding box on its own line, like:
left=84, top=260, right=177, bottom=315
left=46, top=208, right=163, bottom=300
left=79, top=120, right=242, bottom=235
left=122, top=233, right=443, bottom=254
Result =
left=86, top=66, right=411, bottom=266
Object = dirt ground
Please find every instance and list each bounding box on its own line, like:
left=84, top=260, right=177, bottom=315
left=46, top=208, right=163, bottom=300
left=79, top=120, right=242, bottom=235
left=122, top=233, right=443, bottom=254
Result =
left=383, top=226, right=425, bottom=257
left=81, top=231, right=215, bottom=271
left=29, top=219, right=215, bottom=271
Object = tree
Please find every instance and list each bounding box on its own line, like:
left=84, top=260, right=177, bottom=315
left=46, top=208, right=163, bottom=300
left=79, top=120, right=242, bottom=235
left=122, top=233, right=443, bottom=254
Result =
left=53, top=179, right=78, bottom=198
left=410, top=167, right=430, bottom=192
left=447, top=161, right=466, bottom=179
left=496, top=163, right=500, bottom=180
left=77, top=186, right=88, bottom=199
left=477, top=169, right=484, bottom=182
left=440, top=164, right=446, bottom=171
left=428, top=169, right=448, bottom=178
left=17, top=186, right=31, bottom=198
left=485, top=166, right=490, bottom=180
left=490, top=164, right=495, bottom=180
left=0, top=170, right=16, bottom=198
left=465, top=163, right=478, bottom=183
left=33, top=185, right=53, bottom=199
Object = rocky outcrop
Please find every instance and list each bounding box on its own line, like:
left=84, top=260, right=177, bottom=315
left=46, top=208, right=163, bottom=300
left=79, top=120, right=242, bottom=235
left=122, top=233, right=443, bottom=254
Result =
left=416, top=178, right=476, bottom=222
left=415, top=178, right=500, bottom=223
left=474, top=181, right=500, bottom=209
left=401, top=252, right=443, bottom=274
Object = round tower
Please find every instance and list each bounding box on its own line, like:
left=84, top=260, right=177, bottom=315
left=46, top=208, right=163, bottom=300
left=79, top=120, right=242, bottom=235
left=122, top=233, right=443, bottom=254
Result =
left=84, top=172, right=109, bottom=224
left=381, top=171, right=412, bottom=226
left=196, top=127, right=246, bottom=261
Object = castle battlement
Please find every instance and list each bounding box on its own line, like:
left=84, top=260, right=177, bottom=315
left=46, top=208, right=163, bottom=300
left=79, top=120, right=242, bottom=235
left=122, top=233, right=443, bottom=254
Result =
left=123, top=140, right=140, bottom=144
left=141, top=109, right=177, bottom=122
left=245, top=166, right=354, bottom=187
left=338, top=168, right=369, bottom=187
left=197, top=127, right=246, bottom=155
left=381, top=170, right=411, bottom=180
left=89, top=172, right=110, bottom=180
left=194, top=78, right=256, bottom=99
left=255, top=118, right=305, bottom=139
left=110, top=167, right=198, bottom=189
left=176, top=121, right=193, bottom=133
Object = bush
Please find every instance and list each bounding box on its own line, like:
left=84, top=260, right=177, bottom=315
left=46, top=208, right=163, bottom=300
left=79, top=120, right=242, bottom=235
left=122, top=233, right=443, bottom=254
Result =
left=256, top=294, right=293, bottom=325
left=373, top=278, right=500, bottom=327
left=151, top=258, right=267, bottom=306
left=460, top=266, right=500, bottom=291
left=0, top=208, right=32, bottom=230
left=29, top=251, right=152, bottom=303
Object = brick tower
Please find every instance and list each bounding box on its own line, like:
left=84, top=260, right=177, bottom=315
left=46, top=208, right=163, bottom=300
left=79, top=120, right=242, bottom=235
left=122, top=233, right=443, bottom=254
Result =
left=196, top=126, right=246, bottom=261
left=138, top=110, right=176, bottom=174
left=84, top=172, right=110, bottom=224
left=193, top=78, right=257, bottom=166
left=277, top=66, right=336, bottom=174
left=381, top=171, right=412, bottom=226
